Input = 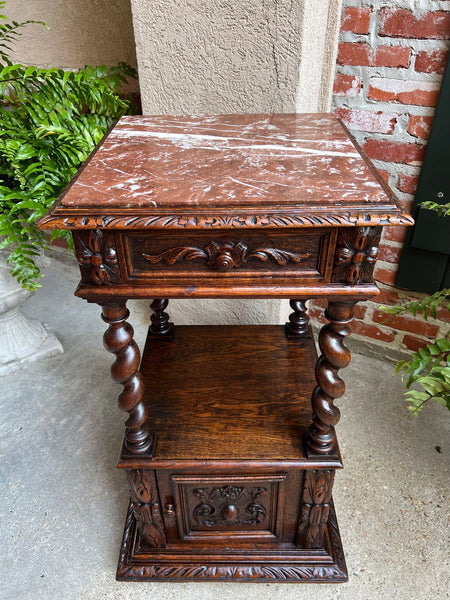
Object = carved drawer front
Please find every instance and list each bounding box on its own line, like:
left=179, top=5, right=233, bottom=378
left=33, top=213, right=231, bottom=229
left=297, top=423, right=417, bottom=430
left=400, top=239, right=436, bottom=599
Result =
left=118, top=229, right=336, bottom=283
left=167, top=474, right=287, bottom=542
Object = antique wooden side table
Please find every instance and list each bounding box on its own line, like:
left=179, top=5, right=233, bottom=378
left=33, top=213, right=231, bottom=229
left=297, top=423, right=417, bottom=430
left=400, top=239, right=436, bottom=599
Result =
left=39, top=114, right=412, bottom=583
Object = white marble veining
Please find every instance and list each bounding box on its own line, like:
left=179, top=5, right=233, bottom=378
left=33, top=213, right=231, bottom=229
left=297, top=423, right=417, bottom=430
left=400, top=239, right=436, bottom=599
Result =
left=61, top=114, right=392, bottom=210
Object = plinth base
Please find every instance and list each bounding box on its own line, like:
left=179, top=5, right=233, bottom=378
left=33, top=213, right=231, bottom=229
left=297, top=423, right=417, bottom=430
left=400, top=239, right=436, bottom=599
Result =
left=117, top=499, right=347, bottom=582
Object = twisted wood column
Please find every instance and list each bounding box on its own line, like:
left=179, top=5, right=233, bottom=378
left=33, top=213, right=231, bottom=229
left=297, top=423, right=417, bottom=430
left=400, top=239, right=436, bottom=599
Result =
left=149, top=299, right=174, bottom=339
left=307, top=300, right=356, bottom=456
left=101, top=303, right=152, bottom=454
left=285, top=299, right=310, bottom=338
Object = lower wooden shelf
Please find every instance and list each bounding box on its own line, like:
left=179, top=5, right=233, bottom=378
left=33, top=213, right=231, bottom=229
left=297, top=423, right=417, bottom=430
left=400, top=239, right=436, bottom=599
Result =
left=116, top=325, right=346, bottom=583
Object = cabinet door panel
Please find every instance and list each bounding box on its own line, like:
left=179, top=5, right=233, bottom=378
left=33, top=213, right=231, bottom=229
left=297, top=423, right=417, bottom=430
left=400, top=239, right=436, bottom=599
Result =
left=157, top=471, right=302, bottom=546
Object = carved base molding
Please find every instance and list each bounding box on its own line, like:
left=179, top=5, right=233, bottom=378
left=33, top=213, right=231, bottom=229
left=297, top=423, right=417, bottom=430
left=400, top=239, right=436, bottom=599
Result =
left=116, top=499, right=347, bottom=582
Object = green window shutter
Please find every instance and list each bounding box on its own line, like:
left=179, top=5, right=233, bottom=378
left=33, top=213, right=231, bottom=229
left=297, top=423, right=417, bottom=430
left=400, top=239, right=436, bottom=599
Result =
left=395, top=55, right=450, bottom=294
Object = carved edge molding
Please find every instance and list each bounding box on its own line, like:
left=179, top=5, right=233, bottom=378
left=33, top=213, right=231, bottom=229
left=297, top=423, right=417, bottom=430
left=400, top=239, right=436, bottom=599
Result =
left=117, top=562, right=347, bottom=581
left=143, top=241, right=311, bottom=271
left=117, top=500, right=347, bottom=581
left=39, top=211, right=414, bottom=230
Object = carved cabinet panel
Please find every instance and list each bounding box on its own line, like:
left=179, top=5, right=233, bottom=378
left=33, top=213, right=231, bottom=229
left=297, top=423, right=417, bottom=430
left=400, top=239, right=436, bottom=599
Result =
left=156, top=472, right=299, bottom=545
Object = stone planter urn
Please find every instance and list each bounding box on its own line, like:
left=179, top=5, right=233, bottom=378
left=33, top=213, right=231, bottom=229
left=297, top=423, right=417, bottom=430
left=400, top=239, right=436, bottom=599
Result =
left=0, top=252, right=63, bottom=376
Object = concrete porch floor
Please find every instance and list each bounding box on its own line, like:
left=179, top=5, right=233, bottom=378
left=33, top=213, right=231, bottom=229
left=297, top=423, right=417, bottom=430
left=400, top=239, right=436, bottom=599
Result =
left=1, top=255, right=449, bottom=600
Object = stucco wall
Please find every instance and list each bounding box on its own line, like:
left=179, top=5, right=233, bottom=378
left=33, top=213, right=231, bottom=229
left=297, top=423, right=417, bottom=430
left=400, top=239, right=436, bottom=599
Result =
left=4, top=1, right=137, bottom=69
left=131, top=0, right=343, bottom=115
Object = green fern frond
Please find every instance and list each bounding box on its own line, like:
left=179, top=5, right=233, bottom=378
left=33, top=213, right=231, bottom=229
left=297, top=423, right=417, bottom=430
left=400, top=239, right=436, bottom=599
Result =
left=395, top=337, right=450, bottom=414
left=0, top=3, right=135, bottom=289
left=380, top=288, right=450, bottom=320
left=421, top=200, right=450, bottom=218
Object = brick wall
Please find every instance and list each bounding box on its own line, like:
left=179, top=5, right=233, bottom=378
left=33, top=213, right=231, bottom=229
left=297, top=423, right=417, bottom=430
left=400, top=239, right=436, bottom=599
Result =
left=324, top=0, right=450, bottom=354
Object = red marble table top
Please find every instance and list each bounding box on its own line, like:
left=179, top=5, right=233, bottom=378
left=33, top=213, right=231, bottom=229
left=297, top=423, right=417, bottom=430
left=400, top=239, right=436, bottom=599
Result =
left=40, top=114, right=412, bottom=230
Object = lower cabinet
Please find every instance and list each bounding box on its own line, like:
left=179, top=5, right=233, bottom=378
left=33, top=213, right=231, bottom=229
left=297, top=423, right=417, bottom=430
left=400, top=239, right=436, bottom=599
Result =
left=157, top=471, right=302, bottom=546
left=119, top=467, right=346, bottom=582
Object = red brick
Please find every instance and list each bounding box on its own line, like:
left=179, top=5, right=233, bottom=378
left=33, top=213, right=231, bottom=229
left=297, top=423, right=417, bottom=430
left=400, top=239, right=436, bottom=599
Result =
left=333, top=73, right=361, bottom=97
left=398, top=174, right=419, bottom=195
left=353, top=304, right=367, bottom=320
left=350, top=320, right=396, bottom=343
left=341, top=7, right=372, bottom=34
left=337, top=42, right=371, bottom=66
left=377, top=287, right=401, bottom=305
left=368, top=77, right=440, bottom=107
left=308, top=306, right=328, bottom=325
left=437, top=308, right=450, bottom=321
left=377, top=243, right=402, bottom=264
left=374, top=45, right=411, bottom=67
left=334, top=108, right=397, bottom=134
left=363, top=139, right=425, bottom=165
left=373, top=310, right=440, bottom=337
left=379, top=9, right=450, bottom=40
left=312, top=298, right=327, bottom=308
left=310, top=299, right=366, bottom=320
left=402, top=335, right=430, bottom=352
left=382, top=226, right=408, bottom=244
left=415, top=49, right=448, bottom=74
left=407, top=114, right=433, bottom=139
left=337, top=43, right=410, bottom=69
left=374, top=266, right=398, bottom=286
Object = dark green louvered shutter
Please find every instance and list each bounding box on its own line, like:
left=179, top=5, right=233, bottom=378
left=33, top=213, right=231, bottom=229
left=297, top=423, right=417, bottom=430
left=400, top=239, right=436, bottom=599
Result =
left=395, top=55, right=450, bottom=293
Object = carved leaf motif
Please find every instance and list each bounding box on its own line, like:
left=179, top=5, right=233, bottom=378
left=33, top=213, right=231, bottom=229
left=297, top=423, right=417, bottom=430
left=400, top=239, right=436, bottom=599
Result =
left=248, top=248, right=311, bottom=265
left=193, top=488, right=216, bottom=526
left=142, top=246, right=207, bottom=264
left=216, top=484, right=244, bottom=499
left=191, top=485, right=267, bottom=527
left=127, top=470, right=166, bottom=548
left=118, top=562, right=346, bottom=581
left=296, top=470, right=335, bottom=549
left=142, top=241, right=311, bottom=271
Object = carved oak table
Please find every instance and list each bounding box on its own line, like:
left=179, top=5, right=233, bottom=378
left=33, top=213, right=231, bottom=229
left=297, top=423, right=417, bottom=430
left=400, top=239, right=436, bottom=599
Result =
left=39, top=114, right=412, bottom=583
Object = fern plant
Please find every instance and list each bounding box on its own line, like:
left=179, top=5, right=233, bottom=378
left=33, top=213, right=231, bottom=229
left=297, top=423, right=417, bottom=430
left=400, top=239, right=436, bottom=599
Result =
left=0, top=2, right=136, bottom=289
left=381, top=202, right=450, bottom=415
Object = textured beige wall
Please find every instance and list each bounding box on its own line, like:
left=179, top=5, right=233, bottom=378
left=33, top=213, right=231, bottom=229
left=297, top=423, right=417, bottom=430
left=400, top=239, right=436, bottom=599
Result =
left=131, top=0, right=342, bottom=115
left=4, top=1, right=137, bottom=68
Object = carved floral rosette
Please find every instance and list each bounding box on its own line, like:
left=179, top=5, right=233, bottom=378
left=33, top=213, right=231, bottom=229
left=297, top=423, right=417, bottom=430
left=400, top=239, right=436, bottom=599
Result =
left=331, top=226, right=382, bottom=285
left=74, top=230, right=120, bottom=285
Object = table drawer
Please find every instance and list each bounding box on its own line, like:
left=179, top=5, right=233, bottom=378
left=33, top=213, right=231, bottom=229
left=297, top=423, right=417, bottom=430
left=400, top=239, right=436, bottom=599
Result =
left=119, top=229, right=336, bottom=283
